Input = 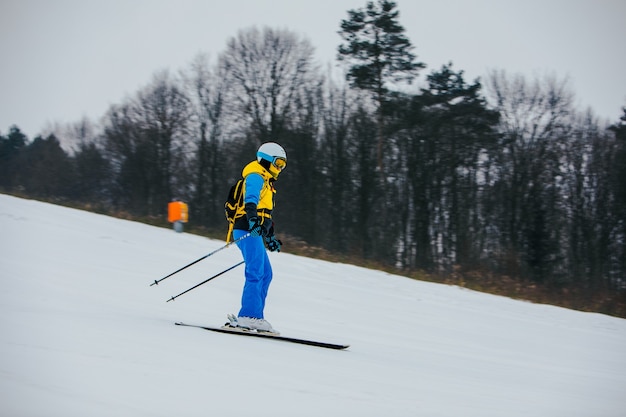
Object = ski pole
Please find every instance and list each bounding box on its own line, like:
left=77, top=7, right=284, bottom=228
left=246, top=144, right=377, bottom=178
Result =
left=150, top=233, right=250, bottom=286
left=166, top=260, right=245, bottom=302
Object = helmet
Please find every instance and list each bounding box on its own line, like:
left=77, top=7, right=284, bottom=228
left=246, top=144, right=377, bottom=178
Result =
left=257, top=142, right=287, bottom=178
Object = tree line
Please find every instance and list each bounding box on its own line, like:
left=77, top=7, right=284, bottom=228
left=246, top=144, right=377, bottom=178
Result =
left=1, top=1, right=624, bottom=313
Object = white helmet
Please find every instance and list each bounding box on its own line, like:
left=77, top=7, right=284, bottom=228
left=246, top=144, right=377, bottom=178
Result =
left=257, top=142, right=287, bottom=178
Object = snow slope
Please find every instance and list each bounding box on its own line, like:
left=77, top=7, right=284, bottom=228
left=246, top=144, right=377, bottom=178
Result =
left=1, top=193, right=625, bottom=417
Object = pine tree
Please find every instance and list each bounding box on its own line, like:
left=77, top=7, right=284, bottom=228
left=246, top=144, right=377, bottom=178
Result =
left=337, top=0, right=424, bottom=171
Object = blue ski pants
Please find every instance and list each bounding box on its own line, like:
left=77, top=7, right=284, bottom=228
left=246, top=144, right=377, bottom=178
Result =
left=233, top=229, right=273, bottom=319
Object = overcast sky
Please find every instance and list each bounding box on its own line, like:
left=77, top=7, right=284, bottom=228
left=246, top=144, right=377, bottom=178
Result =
left=1, top=0, right=625, bottom=138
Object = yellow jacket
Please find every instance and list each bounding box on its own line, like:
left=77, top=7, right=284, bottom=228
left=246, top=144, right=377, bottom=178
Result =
left=226, top=161, right=276, bottom=241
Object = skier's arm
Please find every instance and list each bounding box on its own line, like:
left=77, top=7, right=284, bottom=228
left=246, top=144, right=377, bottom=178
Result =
left=244, top=173, right=264, bottom=235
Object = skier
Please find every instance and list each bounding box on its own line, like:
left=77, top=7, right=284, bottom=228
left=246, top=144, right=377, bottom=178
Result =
left=228, top=142, right=286, bottom=334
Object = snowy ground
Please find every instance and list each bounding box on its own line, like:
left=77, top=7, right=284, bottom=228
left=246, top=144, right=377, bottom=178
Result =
left=1, top=193, right=625, bottom=417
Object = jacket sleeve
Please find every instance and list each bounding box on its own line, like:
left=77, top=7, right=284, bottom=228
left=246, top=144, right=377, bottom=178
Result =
left=244, top=173, right=264, bottom=205
left=244, top=173, right=264, bottom=221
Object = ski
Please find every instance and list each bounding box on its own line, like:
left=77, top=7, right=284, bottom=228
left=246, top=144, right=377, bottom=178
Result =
left=175, top=322, right=349, bottom=350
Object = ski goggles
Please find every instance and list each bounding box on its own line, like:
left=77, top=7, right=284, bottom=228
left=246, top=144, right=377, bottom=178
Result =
left=273, top=157, right=287, bottom=171
left=259, top=152, right=287, bottom=171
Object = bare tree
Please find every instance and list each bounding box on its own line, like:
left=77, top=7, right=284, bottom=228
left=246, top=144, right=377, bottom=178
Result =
left=484, top=70, right=574, bottom=283
left=184, top=53, right=228, bottom=225
left=219, top=26, right=318, bottom=143
left=103, top=70, right=192, bottom=215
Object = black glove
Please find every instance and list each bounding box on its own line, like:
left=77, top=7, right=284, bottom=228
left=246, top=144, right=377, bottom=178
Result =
left=245, top=202, right=264, bottom=237
left=248, top=217, right=264, bottom=237
left=264, top=234, right=282, bottom=252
